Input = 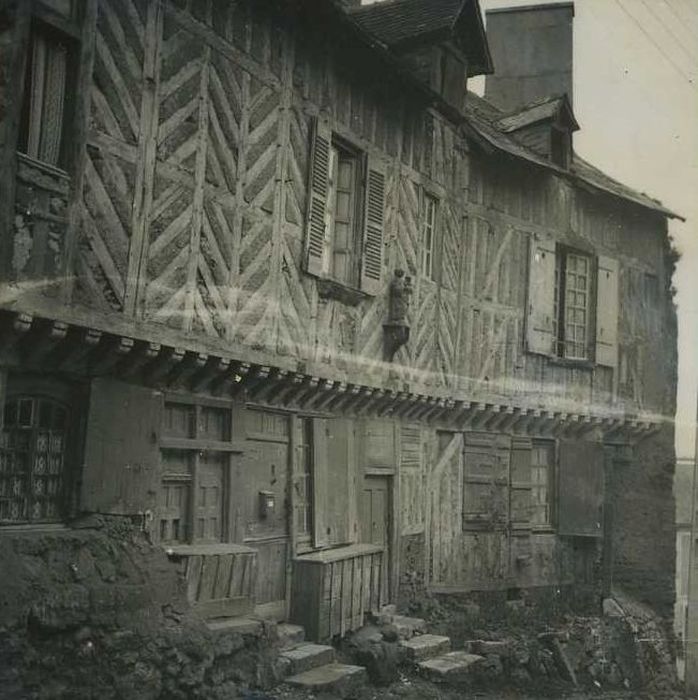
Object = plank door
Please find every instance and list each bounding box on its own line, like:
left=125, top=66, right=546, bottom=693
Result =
left=194, top=451, right=225, bottom=543
left=241, top=409, right=291, bottom=620
left=360, top=475, right=390, bottom=604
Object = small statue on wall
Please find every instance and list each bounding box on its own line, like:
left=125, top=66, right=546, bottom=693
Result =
left=384, top=269, right=412, bottom=361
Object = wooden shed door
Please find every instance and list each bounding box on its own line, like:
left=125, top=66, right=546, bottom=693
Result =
left=360, top=475, right=390, bottom=604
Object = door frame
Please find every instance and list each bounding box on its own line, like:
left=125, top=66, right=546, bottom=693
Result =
left=362, top=470, right=398, bottom=605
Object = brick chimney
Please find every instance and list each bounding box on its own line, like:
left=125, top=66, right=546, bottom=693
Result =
left=484, top=2, right=574, bottom=112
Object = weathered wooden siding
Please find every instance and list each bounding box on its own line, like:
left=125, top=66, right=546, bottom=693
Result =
left=64, top=0, right=470, bottom=394
left=465, top=153, right=674, bottom=416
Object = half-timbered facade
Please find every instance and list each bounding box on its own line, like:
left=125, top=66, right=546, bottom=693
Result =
left=0, top=0, right=679, bottom=639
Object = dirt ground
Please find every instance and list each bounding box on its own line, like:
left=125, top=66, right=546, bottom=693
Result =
left=262, top=669, right=694, bottom=700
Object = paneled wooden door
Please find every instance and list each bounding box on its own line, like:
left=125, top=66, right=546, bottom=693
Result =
left=360, top=475, right=390, bottom=605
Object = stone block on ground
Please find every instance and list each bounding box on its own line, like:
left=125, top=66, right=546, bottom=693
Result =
left=466, top=639, right=512, bottom=657
left=276, top=623, right=305, bottom=649
left=399, top=634, right=451, bottom=662
left=286, top=663, right=367, bottom=697
left=279, top=643, right=335, bottom=675
left=390, top=615, right=427, bottom=639
left=418, top=651, right=485, bottom=679
left=206, top=617, right=263, bottom=638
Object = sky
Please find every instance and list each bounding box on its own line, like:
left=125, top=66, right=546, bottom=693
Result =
left=365, top=0, right=698, bottom=459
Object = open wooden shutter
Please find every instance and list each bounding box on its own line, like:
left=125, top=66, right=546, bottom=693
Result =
left=557, top=440, right=604, bottom=537
left=510, top=437, right=532, bottom=529
left=312, top=417, right=328, bottom=547
left=595, top=256, right=619, bottom=368
left=526, top=235, right=557, bottom=355
left=360, top=156, right=387, bottom=294
left=82, top=378, right=162, bottom=515
left=304, top=116, right=332, bottom=276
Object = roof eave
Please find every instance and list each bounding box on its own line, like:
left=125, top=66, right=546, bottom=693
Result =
left=467, top=117, right=683, bottom=221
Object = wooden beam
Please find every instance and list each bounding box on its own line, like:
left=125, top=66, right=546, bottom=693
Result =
left=415, top=397, right=439, bottom=422
left=375, top=391, right=400, bottom=417
left=144, top=347, right=186, bottom=386
left=23, top=319, right=69, bottom=366
left=484, top=405, right=515, bottom=432
left=402, top=395, right=428, bottom=421
left=52, top=327, right=102, bottom=370
left=189, top=356, right=231, bottom=393
left=525, top=409, right=549, bottom=436
left=314, top=382, right=346, bottom=412
left=327, top=384, right=360, bottom=413
left=0, top=313, right=33, bottom=358
left=470, top=404, right=499, bottom=431
left=428, top=399, right=455, bottom=424
left=385, top=392, right=412, bottom=418
left=283, top=376, right=319, bottom=408
left=357, top=389, right=385, bottom=416
left=243, top=366, right=273, bottom=400
left=90, top=336, right=135, bottom=375
left=510, top=408, right=537, bottom=435
left=166, top=352, right=207, bottom=388
left=304, top=378, right=338, bottom=410
left=116, top=341, right=161, bottom=380
left=295, top=376, right=322, bottom=409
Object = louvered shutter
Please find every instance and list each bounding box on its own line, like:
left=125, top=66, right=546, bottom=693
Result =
left=526, top=235, right=557, bottom=355
left=595, top=256, right=619, bottom=368
left=40, top=39, right=68, bottom=165
left=304, top=117, right=332, bottom=277
left=360, top=157, right=387, bottom=295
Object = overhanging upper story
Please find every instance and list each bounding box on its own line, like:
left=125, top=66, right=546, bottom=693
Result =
left=0, top=0, right=680, bottom=428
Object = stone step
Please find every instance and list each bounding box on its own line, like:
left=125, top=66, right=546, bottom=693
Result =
left=206, top=617, right=263, bottom=638
left=279, top=643, right=335, bottom=675
left=418, top=651, right=486, bottom=679
left=400, top=633, right=451, bottom=661
left=277, top=623, right=305, bottom=649
left=390, top=614, right=427, bottom=639
left=286, top=663, right=367, bottom=697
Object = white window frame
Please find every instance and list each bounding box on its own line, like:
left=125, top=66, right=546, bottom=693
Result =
left=421, top=192, right=438, bottom=281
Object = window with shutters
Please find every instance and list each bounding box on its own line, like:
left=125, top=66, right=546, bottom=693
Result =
left=421, top=193, right=438, bottom=281
left=553, top=248, right=593, bottom=360
left=158, top=397, right=238, bottom=545
left=304, top=118, right=387, bottom=296
left=326, top=141, right=361, bottom=287
left=18, top=18, right=78, bottom=171
left=527, top=241, right=618, bottom=368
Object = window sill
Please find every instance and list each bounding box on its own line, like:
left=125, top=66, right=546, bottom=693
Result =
left=545, top=355, right=595, bottom=371
left=316, top=277, right=369, bottom=306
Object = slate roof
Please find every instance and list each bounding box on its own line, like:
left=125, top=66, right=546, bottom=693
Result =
left=350, top=0, right=465, bottom=46
left=465, top=92, right=681, bottom=220
left=349, top=0, right=493, bottom=75
left=496, top=95, right=580, bottom=133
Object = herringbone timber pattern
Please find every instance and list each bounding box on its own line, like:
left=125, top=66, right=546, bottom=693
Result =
left=436, top=202, right=461, bottom=386
left=75, top=0, right=149, bottom=312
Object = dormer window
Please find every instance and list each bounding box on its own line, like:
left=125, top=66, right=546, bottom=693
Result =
left=496, top=94, right=579, bottom=169
left=551, top=126, right=571, bottom=169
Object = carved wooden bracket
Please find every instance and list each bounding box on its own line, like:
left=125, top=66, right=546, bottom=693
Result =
left=383, top=322, right=410, bottom=362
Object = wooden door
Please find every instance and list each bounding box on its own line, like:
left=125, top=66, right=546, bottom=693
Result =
left=360, top=475, right=390, bottom=604
left=195, top=451, right=225, bottom=543
left=240, top=409, right=291, bottom=620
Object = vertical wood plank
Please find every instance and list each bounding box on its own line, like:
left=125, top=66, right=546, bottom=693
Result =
left=182, top=43, right=211, bottom=331
left=124, top=0, right=164, bottom=315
